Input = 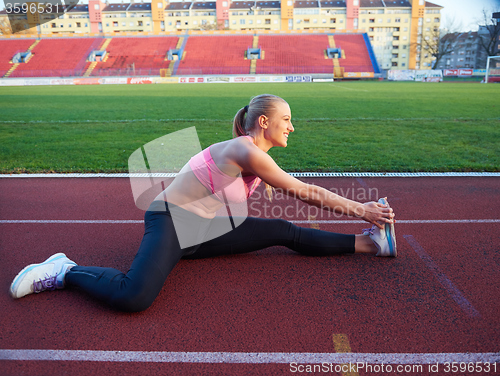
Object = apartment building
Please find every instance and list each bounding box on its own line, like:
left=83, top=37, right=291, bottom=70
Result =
left=1, top=0, right=443, bottom=70
left=435, top=31, right=489, bottom=70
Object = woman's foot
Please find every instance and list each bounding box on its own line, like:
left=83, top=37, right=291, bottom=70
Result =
left=359, top=198, right=397, bottom=257
left=10, top=253, right=77, bottom=299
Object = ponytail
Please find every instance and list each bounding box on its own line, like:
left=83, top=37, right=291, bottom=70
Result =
left=232, top=106, right=248, bottom=138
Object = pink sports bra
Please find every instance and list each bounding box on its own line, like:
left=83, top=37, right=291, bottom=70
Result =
left=188, top=136, right=262, bottom=204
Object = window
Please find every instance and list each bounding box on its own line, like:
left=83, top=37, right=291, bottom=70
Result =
left=369, top=18, right=374, bottom=23
left=265, top=19, right=270, bottom=24
left=138, top=20, right=143, bottom=26
left=223, top=1, right=228, bottom=6
left=51, top=22, right=56, bottom=28
left=76, top=22, right=81, bottom=27
left=392, top=62, right=398, bottom=66
left=94, top=4, right=99, bottom=9
left=395, top=18, right=400, bottom=23
left=330, top=18, right=336, bottom=23
left=240, top=19, right=245, bottom=24
left=434, top=17, right=440, bottom=22
left=113, top=21, right=118, bottom=27
left=392, top=53, right=398, bottom=58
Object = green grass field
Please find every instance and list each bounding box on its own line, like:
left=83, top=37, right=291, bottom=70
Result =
left=0, top=81, right=499, bottom=173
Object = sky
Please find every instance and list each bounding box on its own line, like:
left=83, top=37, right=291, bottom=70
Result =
left=1, top=0, right=499, bottom=32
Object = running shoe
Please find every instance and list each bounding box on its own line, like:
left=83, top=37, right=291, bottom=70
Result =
left=363, top=197, right=397, bottom=257
left=9, top=253, right=77, bottom=299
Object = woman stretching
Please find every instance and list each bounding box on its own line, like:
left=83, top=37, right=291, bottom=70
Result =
left=10, top=94, right=396, bottom=312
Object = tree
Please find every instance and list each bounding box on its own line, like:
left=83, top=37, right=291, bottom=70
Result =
left=477, top=9, right=500, bottom=58
left=420, top=17, right=462, bottom=69
left=0, top=16, right=31, bottom=35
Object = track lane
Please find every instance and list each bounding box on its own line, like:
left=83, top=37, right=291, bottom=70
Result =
left=0, top=177, right=498, bottom=375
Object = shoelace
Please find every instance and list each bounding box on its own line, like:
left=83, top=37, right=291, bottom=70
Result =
left=362, top=227, right=374, bottom=235
left=33, top=274, right=57, bottom=293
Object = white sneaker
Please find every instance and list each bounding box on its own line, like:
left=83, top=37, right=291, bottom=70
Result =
left=363, top=198, right=397, bottom=257
left=9, top=253, right=77, bottom=299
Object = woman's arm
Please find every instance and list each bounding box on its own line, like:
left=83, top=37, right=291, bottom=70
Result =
left=235, top=143, right=393, bottom=228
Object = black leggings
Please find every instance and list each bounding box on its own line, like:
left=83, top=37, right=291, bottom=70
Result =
left=65, top=201, right=355, bottom=312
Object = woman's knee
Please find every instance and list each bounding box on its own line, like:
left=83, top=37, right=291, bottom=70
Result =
left=110, top=284, right=158, bottom=313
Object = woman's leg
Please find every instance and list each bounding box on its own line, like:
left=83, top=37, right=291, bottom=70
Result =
left=65, top=208, right=185, bottom=312
left=185, top=216, right=357, bottom=259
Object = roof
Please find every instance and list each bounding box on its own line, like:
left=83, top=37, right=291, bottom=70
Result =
left=359, top=0, right=384, bottom=7
left=255, top=1, right=280, bottom=8
left=294, top=1, right=319, bottom=9
left=383, top=0, right=411, bottom=7
left=192, top=1, right=216, bottom=10
left=425, top=1, right=443, bottom=8
left=102, top=3, right=130, bottom=12
left=68, top=4, right=89, bottom=12
left=128, top=3, right=152, bottom=11
left=230, top=1, right=256, bottom=9
left=166, top=2, right=192, bottom=9
left=320, top=0, right=346, bottom=7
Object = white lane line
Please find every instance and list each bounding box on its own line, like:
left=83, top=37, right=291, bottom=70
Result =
left=0, top=349, right=498, bottom=364
left=1, top=219, right=499, bottom=224
left=404, top=235, right=481, bottom=319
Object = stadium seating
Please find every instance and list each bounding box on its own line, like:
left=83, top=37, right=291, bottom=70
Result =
left=91, top=37, right=178, bottom=76
left=10, top=38, right=101, bottom=77
left=256, top=35, right=333, bottom=74
left=176, top=35, right=253, bottom=75
left=0, top=39, right=36, bottom=77
left=0, top=33, right=378, bottom=78
left=334, top=34, right=374, bottom=73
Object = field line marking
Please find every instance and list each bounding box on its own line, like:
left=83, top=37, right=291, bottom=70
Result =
left=1, top=219, right=498, bottom=225
left=332, top=334, right=360, bottom=376
left=1, top=172, right=500, bottom=178
left=1, top=117, right=498, bottom=124
left=328, top=84, right=369, bottom=92
left=0, top=349, right=498, bottom=364
left=403, top=235, right=481, bottom=319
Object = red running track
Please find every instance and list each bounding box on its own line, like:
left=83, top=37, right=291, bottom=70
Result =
left=0, top=177, right=499, bottom=375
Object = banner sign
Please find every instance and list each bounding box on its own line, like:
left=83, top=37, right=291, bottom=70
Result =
left=343, top=72, right=374, bottom=78
left=388, top=70, right=415, bottom=81
left=415, top=70, right=443, bottom=82
left=285, top=75, right=312, bottom=82
left=444, top=69, right=473, bottom=76
left=179, top=77, right=205, bottom=83
left=127, top=77, right=154, bottom=84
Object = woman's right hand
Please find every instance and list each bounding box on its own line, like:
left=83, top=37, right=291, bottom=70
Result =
left=359, top=200, right=395, bottom=229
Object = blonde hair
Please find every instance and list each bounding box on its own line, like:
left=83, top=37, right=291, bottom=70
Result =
left=232, top=94, right=287, bottom=138
left=232, top=94, right=287, bottom=201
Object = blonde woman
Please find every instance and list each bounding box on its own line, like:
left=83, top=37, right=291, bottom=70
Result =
left=10, top=94, right=396, bottom=312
